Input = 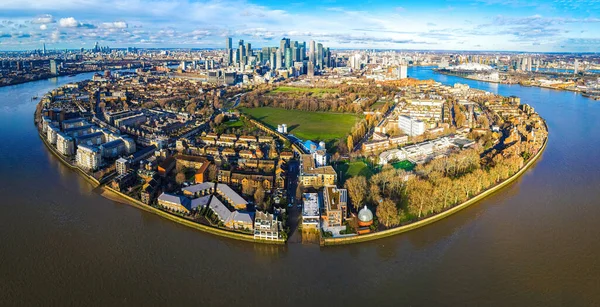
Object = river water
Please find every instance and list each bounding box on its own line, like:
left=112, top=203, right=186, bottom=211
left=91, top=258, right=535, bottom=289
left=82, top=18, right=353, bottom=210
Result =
left=1, top=68, right=599, bottom=306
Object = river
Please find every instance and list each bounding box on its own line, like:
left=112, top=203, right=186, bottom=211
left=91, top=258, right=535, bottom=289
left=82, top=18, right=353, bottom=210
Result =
left=1, top=68, right=599, bottom=306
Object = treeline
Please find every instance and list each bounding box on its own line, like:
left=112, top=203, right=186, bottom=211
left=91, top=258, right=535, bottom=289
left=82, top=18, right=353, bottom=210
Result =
left=240, top=83, right=395, bottom=114
left=344, top=147, right=527, bottom=229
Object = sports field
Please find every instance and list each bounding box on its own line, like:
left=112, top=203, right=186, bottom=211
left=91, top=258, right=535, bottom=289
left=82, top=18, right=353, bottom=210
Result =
left=240, top=107, right=358, bottom=142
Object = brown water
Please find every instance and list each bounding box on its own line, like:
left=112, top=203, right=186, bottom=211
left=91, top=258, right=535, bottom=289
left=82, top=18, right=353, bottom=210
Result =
left=1, top=68, right=599, bottom=306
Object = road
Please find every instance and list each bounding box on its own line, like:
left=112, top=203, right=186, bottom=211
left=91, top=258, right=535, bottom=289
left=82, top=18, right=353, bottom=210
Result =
left=285, top=159, right=302, bottom=244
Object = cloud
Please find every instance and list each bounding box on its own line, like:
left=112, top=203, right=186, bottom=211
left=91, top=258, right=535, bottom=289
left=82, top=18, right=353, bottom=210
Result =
left=32, top=14, right=55, bottom=24
left=59, top=17, right=79, bottom=28
left=40, top=24, right=47, bottom=30
left=101, top=21, right=128, bottom=29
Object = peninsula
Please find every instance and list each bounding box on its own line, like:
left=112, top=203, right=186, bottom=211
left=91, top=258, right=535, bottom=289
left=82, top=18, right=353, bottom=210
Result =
left=33, top=38, right=548, bottom=246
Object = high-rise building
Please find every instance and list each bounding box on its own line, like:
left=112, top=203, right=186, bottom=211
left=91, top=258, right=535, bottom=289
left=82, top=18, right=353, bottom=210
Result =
left=245, top=43, right=252, bottom=58
left=276, top=49, right=282, bottom=70
left=226, top=37, right=232, bottom=50
left=49, top=59, right=58, bottom=75
left=317, top=43, right=323, bottom=69
left=574, top=59, right=579, bottom=74
left=307, top=61, right=315, bottom=77
left=284, top=47, right=292, bottom=68
left=43, top=43, right=46, bottom=55
left=399, top=65, right=408, bottom=79
left=309, top=40, right=316, bottom=66
left=270, top=52, right=276, bottom=70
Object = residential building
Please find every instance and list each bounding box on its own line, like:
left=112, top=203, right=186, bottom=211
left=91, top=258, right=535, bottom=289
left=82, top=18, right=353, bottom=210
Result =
left=322, top=185, right=348, bottom=227
left=253, top=211, right=282, bottom=240
left=302, top=192, right=320, bottom=227
left=76, top=144, right=102, bottom=171
left=398, top=115, right=426, bottom=136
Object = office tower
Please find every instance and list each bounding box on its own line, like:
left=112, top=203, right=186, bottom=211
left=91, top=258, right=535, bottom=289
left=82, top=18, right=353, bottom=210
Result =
left=317, top=43, right=323, bottom=69
left=43, top=43, right=46, bottom=55
left=309, top=40, right=316, bottom=65
left=324, top=47, right=331, bottom=68
left=280, top=38, right=290, bottom=52
left=399, top=65, right=407, bottom=79
left=270, top=52, right=276, bottom=70
left=238, top=39, right=244, bottom=47
left=245, top=43, right=252, bottom=57
left=49, top=59, right=58, bottom=75
left=225, top=37, right=233, bottom=65
left=276, top=49, right=282, bottom=70
left=574, top=59, right=579, bottom=74
left=307, top=61, right=315, bottom=77
left=285, top=47, right=292, bottom=68
left=238, top=45, right=245, bottom=66
left=300, top=45, right=306, bottom=61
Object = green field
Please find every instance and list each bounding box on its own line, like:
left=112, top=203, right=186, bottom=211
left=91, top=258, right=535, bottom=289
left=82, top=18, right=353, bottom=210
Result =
left=269, top=86, right=339, bottom=96
left=345, top=161, right=373, bottom=178
left=392, top=160, right=415, bottom=171
left=224, top=120, right=243, bottom=128
left=240, top=107, right=359, bottom=143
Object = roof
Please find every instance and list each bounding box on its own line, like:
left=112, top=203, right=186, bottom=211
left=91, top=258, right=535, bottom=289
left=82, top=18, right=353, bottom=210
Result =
left=190, top=195, right=211, bottom=210
left=209, top=197, right=233, bottom=222
left=302, top=193, right=320, bottom=217
left=216, top=183, right=248, bottom=206
left=100, top=139, right=125, bottom=149
left=229, top=211, right=254, bottom=224
left=75, top=131, right=104, bottom=141
left=157, top=192, right=190, bottom=208
left=182, top=182, right=215, bottom=194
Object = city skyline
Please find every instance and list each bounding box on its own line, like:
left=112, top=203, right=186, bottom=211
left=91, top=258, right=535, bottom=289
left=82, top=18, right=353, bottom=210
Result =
left=1, top=0, right=600, bottom=52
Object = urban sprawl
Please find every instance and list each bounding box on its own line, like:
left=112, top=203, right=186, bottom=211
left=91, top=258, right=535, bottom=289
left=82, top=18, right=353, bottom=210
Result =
left=30, top=37, right=550, bottom=244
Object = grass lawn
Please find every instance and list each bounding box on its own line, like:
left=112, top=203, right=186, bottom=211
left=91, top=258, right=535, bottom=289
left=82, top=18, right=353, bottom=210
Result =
left=346, top=161, right=373, bottom=178
left=335, top=160, right=374, bottom=184
left=392, top=160, right=415, bottom=171
left=224, top=120, right=243, bottom=128
left=240, top=107, right=359, bottom=143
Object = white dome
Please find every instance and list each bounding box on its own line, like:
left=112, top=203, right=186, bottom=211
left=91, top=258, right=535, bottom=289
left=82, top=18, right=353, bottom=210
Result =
left=358, top=205, right=373, bottom=223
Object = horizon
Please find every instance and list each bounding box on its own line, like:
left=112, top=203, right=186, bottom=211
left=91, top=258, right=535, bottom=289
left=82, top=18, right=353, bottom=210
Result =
left=1, top=0, right=599, bottom=52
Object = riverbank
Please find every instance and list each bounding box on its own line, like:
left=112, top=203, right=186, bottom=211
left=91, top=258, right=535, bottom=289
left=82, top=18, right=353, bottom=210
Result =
left=37, top=131, right=284, bottom=245
left=322, top=131, right=548, bottom=246
left=434, top=69, right=599, bottom=98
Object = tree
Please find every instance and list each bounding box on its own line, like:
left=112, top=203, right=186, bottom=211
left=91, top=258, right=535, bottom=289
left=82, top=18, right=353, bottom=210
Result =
left=345, top=176, right=367, bottom=212
left=254, top=184, right=266, bottom=209
left=376, top=198, right=400, bottom=228
left=176, top=172, right=186, bottom=185
left=347, top=135, right=354, bottom=153
left=207, top=164, right=218, bottom=182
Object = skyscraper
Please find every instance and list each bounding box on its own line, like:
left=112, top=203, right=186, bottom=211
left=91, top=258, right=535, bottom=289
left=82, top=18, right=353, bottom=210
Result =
left=309, top=40, right=316, bottom=66
left=276, top=49, right=282, bottom=70
left=225, top=37, right=233, bottom=65
left=284, top=47, right=292, bottom=68
left=49, top=59, right=58, bottom=75
left=317, top=43, right=323, bottom=69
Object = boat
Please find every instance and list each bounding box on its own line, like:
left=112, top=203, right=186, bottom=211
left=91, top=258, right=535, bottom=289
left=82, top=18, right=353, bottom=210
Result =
left=32, top=95, right=38, bottom=100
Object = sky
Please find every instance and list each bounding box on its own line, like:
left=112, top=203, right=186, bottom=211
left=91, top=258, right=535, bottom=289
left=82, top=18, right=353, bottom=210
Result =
left=1, top=0, right=600, bottom=52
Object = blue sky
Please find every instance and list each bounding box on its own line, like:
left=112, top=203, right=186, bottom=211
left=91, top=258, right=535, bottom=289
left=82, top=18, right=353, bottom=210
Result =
left=1, top=0, right=599, bottom=52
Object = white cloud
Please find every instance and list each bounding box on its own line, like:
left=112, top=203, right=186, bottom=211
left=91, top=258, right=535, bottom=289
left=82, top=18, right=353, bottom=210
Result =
left=101, top=21, right=128, bottom=29
left=32, top=14, right=55, bottom=24
left=59, top=17, right=79, bottom=28
left=40, top=24, right=47, bottom=30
